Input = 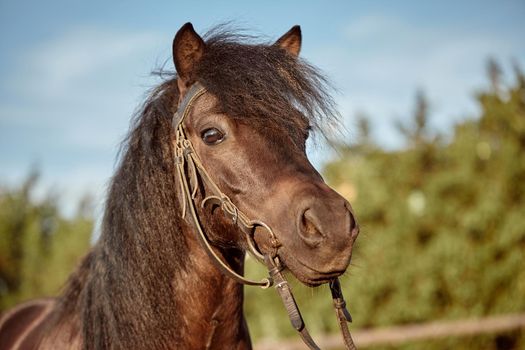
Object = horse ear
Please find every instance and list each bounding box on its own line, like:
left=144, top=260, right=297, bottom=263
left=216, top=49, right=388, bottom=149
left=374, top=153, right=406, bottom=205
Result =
left=173, top=23, right=205, bottom=91
left=275, top=25, right=302, bottom=57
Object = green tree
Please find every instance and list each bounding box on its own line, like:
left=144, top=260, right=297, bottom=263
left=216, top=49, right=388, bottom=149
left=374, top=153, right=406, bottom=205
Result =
left=318, top=62, right=525, bottom=349
left=395, top=90, right=433, bottom=147
left=0, top=172, right=93, bottom=312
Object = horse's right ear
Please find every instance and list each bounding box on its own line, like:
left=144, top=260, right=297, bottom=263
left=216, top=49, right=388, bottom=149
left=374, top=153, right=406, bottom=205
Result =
left=173, top=23, right=205, bottom=95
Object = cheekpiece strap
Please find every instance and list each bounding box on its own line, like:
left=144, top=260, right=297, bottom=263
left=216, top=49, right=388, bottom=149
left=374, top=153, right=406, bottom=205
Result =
left=172, top=82, right=207, bottom=129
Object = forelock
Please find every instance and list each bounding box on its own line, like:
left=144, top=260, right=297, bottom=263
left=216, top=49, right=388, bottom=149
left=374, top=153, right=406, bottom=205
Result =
left=194, top=26, right=340, bottom=142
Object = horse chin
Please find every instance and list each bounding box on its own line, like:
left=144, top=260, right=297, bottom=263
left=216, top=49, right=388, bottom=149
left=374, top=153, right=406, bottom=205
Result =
left=277, top=249, right=350, bottom=287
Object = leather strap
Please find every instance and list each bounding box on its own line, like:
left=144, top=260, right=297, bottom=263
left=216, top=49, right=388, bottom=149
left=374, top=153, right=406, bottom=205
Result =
left=172, top=83, right=208, bottom=129
left=265, top=256, right=321, bottom=350
left=330, top=279, right=357, bottom=350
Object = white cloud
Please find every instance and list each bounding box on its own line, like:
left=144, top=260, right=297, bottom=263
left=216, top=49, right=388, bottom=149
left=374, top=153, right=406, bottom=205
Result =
left=344, top=14, right=409, bottom=40
left=10, top=27, right=162, bottom=100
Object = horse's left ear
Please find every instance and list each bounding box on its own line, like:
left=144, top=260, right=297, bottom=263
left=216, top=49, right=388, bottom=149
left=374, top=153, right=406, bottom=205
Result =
left=173, top=22, right=205, bottom=94
left=275, top=25, right=302, bottom=57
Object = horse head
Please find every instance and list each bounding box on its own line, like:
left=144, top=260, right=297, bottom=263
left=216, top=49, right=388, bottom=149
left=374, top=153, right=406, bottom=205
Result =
left=172, top=23, right=359, bottom=287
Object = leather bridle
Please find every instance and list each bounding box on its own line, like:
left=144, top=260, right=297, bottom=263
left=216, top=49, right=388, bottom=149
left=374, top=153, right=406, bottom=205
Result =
left=172, top=82, right=357, bottom=350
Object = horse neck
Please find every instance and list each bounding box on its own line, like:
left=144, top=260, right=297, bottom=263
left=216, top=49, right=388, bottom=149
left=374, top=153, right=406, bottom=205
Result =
left=175, top=224, right=251, bottom=348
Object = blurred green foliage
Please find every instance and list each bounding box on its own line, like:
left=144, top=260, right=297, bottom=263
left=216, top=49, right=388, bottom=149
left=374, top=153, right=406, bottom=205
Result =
left=244, top=62, right=525, bottom=348
left=0, top=170, right=92, bottom=312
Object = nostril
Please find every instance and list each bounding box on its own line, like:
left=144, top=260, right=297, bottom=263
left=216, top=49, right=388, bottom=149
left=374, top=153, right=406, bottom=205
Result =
left=344, top=201, right=358, bottom=230
left=298, top=209, right=325, bottom=248
left=349, top=211, right=356, bottom=231
left=348, top=211, right=359, bottom=241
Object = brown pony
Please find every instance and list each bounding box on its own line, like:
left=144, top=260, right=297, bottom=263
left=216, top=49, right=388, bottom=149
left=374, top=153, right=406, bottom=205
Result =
left=0, top=23, right=359, bottom=349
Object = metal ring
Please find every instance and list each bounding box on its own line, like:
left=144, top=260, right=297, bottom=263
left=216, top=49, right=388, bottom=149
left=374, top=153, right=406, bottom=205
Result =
left=249, top=220, right=278, bottom=241
left=245, top=231, right=265, bottom=261
left=261, top=277, right=273, bottom=289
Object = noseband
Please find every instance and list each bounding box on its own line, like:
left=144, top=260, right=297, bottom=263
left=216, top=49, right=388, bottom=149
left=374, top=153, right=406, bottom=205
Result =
left=172, top=82, right=357, bottom=350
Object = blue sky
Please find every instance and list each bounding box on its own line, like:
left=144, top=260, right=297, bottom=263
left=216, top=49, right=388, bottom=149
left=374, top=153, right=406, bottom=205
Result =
left=1, top=0, right=524, bottom=218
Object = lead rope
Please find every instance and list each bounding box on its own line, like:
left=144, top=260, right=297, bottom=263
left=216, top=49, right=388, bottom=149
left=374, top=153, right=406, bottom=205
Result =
left=173, top=82, right=357, bottom=349
left=265, top=255, right=321, bottom=350
left=330, top=279, right=357, bottom=350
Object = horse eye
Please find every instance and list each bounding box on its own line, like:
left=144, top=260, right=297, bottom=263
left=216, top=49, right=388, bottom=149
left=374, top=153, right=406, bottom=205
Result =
left=201, top=128, right=225, bottom=145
